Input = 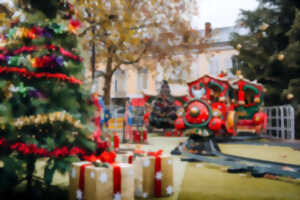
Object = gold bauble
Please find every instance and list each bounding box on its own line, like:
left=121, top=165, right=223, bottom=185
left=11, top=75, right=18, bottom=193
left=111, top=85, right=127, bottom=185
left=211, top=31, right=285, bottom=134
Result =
left=254, top=97, right=260, bottom=103
left=259, top=23, right=269, bottom=31
left=236, top=44, right=242, bottom=50
left=287, top=93, right=294, bottom=100
left=277, top=54, right=284, bottom=61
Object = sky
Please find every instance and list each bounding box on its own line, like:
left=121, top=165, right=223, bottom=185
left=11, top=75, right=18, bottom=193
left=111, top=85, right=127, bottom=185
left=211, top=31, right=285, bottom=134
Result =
left=192, top=0, right=259, bottom=29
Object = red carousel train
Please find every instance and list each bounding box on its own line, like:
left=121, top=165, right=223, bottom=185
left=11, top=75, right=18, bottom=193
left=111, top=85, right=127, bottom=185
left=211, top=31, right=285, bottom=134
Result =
left=174, top=73, right=267, bottom=139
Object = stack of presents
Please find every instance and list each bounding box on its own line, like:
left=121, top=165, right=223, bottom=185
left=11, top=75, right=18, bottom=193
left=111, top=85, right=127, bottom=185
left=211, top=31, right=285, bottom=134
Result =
left=69, top=149, right=173, bottom=200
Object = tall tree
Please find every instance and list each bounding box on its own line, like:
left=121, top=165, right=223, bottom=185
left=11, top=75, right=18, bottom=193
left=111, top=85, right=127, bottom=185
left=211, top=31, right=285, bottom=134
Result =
left=75, top=0, right=209, bottom=105
left=0, top=0, right=96, bottom=196
left=231, top=0, right=300, bottom=138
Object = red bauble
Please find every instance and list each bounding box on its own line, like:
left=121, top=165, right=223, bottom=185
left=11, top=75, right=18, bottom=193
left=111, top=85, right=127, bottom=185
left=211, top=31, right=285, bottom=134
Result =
left=253, top=112, right=265, bottom=125
left=174, top=117, right=185, bottom=130
left=185, top=101, right=209, bottom=124
left=208, top=117, right=223, bottom=131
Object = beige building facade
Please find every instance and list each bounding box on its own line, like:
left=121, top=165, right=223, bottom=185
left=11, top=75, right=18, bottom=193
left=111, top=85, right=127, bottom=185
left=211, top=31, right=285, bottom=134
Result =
left=93, top=24, right=245, bottom=104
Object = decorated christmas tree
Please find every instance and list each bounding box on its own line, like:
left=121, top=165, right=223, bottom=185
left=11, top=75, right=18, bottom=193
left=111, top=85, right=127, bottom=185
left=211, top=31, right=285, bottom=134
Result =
left=231, top=0, right=300, bottom=138
left=148, top=81, right=179, bottom=131
left=0, top=0, right=96, bottom=196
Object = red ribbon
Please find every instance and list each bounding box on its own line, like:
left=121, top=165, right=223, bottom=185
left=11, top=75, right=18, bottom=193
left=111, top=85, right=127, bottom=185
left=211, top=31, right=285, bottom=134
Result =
left=79, top=163, right=92, bottom=194
left=134, top=130, right=141, bottom=143
left=0, top=66, right=82, bottom=84
left=128, top=155, right=133, bottom=164
left=148, top=150, right=163, bottom=197
left=142, top=130, right=147, bottom=143
left=113, top=164, right=122, bottom=195
left=113, top=135, right=120, bottom=151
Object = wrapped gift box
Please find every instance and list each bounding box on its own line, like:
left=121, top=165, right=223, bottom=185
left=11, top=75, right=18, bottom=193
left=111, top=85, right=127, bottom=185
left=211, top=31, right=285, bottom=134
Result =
left=133, top=153, right=174, bottom=198
left=116, top=152, right=134, bottom=164
left=69, top=161, right=134, bottom=200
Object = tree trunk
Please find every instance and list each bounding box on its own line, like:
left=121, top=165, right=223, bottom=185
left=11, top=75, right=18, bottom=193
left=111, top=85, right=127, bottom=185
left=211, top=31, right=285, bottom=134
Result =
left=26, top=157, right=36, bottom=192
left=91, top=26, right=96, bottom=81
left=103, top=55, right=113, bottom=105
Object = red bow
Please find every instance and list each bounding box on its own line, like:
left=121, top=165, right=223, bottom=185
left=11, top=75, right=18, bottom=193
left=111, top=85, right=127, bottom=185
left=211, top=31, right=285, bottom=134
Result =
left=147, top=149, right=163, bottom=157
left=148, top=149, right=163, bottom=197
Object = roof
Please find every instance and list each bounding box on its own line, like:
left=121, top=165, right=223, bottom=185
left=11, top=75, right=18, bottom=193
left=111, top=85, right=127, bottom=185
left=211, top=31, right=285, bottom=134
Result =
left=198, top=26, right=248, bottom=44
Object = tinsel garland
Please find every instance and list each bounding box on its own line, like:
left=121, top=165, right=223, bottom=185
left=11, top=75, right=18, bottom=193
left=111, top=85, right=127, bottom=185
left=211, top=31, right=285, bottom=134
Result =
left=10, top=45, right=82, bottom=62
left=14, top=111, right=84, bottom=129
left=6, top=21, right=80, bottom=40
left=0, top=66, right=82, bottom=84
left=0, top=137, right=86, bottom=157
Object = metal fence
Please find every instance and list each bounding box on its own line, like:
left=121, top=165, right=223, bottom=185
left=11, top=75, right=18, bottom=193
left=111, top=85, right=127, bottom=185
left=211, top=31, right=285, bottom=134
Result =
left=263, top=105, right=295, bottom=140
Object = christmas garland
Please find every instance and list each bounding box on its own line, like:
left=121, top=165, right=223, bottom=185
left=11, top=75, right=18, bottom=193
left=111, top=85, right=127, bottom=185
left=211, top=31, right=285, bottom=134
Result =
left=0, top=137, right=86, bottom=158
left=0, top=66, right=82, bottom=84
left=14, top=111, right=84, bottom=129
left=10, top=45, right=82, bottom=62
left=6, top=21, right=81, bottom=40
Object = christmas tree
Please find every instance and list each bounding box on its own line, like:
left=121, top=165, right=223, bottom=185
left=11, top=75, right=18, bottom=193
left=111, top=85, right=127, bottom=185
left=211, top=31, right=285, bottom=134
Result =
left=0, top=0, right=96, bottom=196
left=231, top=0, right=300, bottom=138
left=148, top=81, right=178, bottom=131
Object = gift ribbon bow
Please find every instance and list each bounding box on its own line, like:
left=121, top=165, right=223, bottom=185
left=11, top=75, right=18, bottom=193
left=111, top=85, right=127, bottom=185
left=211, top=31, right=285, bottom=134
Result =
left=148, top=150, right=163, bottom=197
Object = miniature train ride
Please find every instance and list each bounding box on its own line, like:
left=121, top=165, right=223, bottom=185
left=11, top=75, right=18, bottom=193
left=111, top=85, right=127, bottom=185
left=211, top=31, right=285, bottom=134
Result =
left=174, top=74, right=267, bottom=146
left=172, top=74, right=300, bottom=178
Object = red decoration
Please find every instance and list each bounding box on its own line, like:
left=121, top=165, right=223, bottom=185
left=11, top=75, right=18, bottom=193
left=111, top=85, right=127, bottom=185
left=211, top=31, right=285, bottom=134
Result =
left=185, top=101, right=209, bottom=124
left=128, top=155, right=133, bottom=164
left=148, top=150, right=163, bottom=197
left=253, top=112, right=266, bottom=125
left=99, top=151, right=116, bottom=164
left=0, top=137, right=87, bottom=157
left=0, top=66, right=82, bottom=84
left=174, top=117, right=185, bottom=130
left=142, top=130, right=147, bottom=143
left=13, top=46, right=36, bottom=55
left=133, top=129, right=141, bottom=143
left=59, top=47, right=82, bottom=62
left=113, top=164, right=122, bottom=195
left=208, top=117, right=223, bottom=131
left=79, top=163, right=92, bottom=196
left=113, top=133, right=120, bottom=151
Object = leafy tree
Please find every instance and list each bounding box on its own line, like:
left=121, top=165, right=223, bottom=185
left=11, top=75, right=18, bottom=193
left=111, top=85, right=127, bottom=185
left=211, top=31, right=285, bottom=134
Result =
left=75, top=0, right=208, bottom=105
left=231, top=0, right=300, bottom=138
left=0, top=0, right=96, bottom=196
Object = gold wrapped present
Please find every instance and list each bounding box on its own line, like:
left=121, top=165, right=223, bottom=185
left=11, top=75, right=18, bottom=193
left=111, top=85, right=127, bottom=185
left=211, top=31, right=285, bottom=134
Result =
left=69, top=162, right=134, bottom=200
left=133, top=151, right=174, bottom=198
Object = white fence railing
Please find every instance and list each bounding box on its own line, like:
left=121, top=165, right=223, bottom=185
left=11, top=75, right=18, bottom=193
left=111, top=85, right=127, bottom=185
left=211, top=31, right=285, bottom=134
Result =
left=263, top=105, right=295, bottom=140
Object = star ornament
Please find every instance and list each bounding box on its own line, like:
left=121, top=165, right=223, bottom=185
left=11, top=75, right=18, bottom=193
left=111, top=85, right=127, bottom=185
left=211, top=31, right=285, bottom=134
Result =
left=90, top=171, right=95, bottom=179
left=155, top=171, right=162, bottom=180
left=166, top=185, right=173, bottom=195
left=142, top=192, right=148, bottom=198
left=76, top=189, right=83, bottom=200
left=99, top=172, right=108, bottom=183
left=71, top=168, right=76, bottom=178
left=143, top=159, right=150, bottom=167
left=114, top=192, right=121, bottom=200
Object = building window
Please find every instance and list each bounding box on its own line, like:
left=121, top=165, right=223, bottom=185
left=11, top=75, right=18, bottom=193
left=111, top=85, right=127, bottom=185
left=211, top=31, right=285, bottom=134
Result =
left=114, top=69, right=126, bottom=94
left=209, top=55, right=221, bottom=76
left=137, top=68, right=148, bottom=91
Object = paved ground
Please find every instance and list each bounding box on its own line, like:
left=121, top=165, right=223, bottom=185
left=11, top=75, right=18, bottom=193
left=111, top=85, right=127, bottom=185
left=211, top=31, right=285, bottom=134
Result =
left=45, top=135, right=300, bottom=199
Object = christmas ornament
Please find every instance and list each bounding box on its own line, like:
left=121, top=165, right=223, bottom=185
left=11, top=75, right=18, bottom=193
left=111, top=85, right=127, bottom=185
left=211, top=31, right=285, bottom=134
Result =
left=287, top=93, right=294, bottom=100
left=208, top=117, right=223, bottom=131
left=259, top=23, right=269, bottom=31
left=236, top=44, right=242, bottom=50
left=277, top=53, right=284, bottom=61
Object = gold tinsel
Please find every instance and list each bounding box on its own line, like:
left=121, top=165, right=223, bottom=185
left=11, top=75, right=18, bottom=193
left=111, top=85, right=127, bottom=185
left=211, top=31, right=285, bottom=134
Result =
left=13, top=111, right=84, bottom=130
